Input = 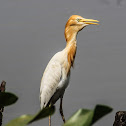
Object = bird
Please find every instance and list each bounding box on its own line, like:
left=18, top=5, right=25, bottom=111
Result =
left=40, top=15, right=99, bottom=126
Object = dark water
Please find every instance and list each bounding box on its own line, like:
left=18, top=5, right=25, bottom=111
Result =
left=0, top=0, right=126, bottom=125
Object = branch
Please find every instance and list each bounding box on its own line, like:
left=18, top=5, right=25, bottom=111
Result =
left=0, top=81, right=6, bottom=126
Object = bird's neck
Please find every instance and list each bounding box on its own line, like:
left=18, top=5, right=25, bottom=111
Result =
left=64, top=26, right=77, bottom=69
left=65, top=26, right=77, bottom=43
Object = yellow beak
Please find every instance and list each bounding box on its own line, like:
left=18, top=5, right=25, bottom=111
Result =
left=80, top=18, right=99, bottom=25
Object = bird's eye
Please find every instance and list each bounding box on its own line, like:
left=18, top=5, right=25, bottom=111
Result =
left=77, top=18, right=81, bottom=22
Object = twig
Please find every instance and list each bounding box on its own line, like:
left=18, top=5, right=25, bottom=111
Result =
left=0, top=81, right=6, bottom=126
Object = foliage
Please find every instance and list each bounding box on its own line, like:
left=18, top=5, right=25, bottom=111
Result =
left=5, top=106, right=55, bottom=126
left=0, top=92, right=18, bottom=107
left=1, top=91, right=112, bottom=126
left=63, top=104, right=113, bottom=126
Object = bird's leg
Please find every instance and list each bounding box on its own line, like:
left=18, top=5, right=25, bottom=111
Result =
left=59, top=97, right=66, bottom=123
left=49, top=115, right=51, bottom=126
left=48, top=104, right=52, bottom=126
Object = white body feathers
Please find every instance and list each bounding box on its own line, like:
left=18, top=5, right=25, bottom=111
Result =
left=40, top=49, right=70, bottom=109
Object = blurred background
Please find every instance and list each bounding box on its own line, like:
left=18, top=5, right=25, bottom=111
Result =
left=0, top=0, right=126, bottom=125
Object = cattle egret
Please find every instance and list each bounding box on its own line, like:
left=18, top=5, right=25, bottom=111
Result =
left=40, top=15, right=99, bottom=126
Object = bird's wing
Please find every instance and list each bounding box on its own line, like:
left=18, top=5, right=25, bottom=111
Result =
left=40, top=58, right=62, bottom=109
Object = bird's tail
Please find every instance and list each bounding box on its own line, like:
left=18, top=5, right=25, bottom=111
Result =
left=40, top=92, right=48, bottom=109
left=40, top=92, right=44, bottom=109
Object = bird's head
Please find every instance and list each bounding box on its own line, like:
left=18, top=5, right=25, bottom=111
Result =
left=65, top=15, right=99, bottom=32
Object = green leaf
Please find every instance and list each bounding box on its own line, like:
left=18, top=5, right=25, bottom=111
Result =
left=0, top=92, right=18, bottom=107
left=5, top=106, right=55, bottom=126
left=91, top=104, right=113, bottom=125
left=28, top=106, right=55, bottom=123
left=63, top=109, right=94, bottom=126
left=5, top=115, right=33, bottom=126
left=63, top=104, right=113, bottom=126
